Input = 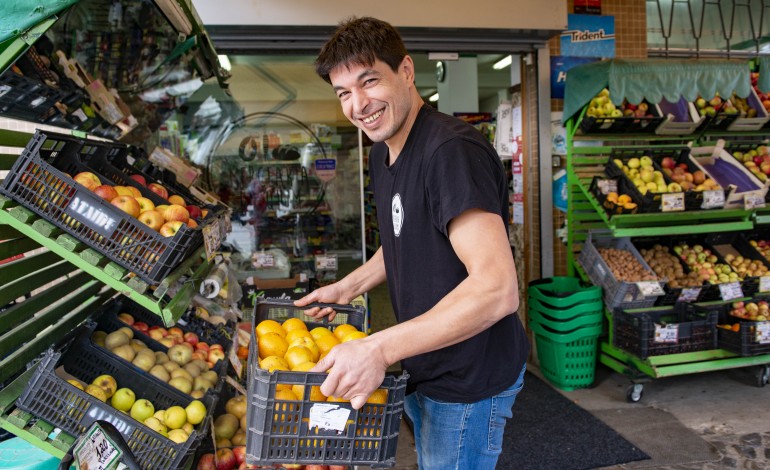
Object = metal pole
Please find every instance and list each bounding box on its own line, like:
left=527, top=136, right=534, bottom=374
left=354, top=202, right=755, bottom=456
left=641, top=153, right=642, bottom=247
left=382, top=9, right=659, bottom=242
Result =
left=536, top=46, right=554, bottom=278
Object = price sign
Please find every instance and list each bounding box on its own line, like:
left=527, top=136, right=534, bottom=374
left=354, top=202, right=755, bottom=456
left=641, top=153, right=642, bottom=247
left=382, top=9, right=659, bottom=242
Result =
left=677, top=287, right=702, bottom=303
left=719, top=281, right=744, bottom=301
left=756, top=323, right=770, bottom=344
left=74, top=422, right=122, bottom=470
left=253, top=252, right=275, bottom=268
left=654, top=323, right=679, bottom=343
left=203, top=220, right=222, bottom=261
left=309, top=403, right=351, bottom=432
left=744, top=193, right=766, bottom=210
left=661, top=193, right=685, bottom=212
left=315, top=254, right=338, bottom=271
left=597, top=178, right=618, bottom=194
left=225, top=375, right=247, bottom=396
left=701, top=190, right=725, bottom=209
left=228, top=340, right=243, bottom=379
left=760, top=276, right=770, bottom=293
left=636, top=281, right=665, bottom=297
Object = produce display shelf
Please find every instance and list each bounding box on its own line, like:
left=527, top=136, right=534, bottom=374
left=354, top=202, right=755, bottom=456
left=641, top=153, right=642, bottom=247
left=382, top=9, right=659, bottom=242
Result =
left=0, top=195, right=208, bottom=325
left=752, top=207, right=770, bottom=225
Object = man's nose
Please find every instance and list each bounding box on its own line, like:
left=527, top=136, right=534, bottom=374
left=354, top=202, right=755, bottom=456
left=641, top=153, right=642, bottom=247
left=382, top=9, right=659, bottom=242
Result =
left=351, top=90, right=369, bottom=114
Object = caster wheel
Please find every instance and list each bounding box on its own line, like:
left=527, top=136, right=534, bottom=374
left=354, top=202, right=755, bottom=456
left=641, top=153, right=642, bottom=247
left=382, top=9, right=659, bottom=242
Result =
left=626, top=383, right=643, bottom=403
left=755, top=365, right=769, bottom=388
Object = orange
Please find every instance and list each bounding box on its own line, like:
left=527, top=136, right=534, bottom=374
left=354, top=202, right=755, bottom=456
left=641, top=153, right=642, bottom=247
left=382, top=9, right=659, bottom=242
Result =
left=315, top=334, right=340, bottom=356
left=327, top=395, right=349, bottom=403
left=731, top=323, right=740, bottom=332
left=285, top=329, right=312, bottom=344
left=284, top=346, right=315, bottom=370
left=274, top=389, right=299, bottom=422
left=289, top=336, right=320, bottom=362
left=259, top=355, right=290, bottom=372
left=256, top=319, right=285, bottom=338
left=283, top=317, right=308, bottom=334
left=333, top=324, right=358, bottom=341
left=309, top=327, right=333, bottom=341
left=291, top=362, right=327, bottom=402
left=258, top=333, right=289, bottom=359
left=366, top=388, right=388, bottom=404
left=341, top=331, right=368, bottom=343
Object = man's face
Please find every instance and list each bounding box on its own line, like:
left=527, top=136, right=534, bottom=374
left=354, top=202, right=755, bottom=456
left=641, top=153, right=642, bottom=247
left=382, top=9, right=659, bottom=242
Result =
left=329, top=57, right=415, bottom=144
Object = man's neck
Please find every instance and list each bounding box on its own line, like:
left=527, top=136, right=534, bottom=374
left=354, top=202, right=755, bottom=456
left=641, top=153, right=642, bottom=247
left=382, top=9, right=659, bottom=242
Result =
left=385, top=95, right=424, bottom=165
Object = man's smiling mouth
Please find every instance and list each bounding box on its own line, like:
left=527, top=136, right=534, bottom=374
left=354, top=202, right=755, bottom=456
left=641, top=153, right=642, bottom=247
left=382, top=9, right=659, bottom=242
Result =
left=362, top=109, right=384, bottom=124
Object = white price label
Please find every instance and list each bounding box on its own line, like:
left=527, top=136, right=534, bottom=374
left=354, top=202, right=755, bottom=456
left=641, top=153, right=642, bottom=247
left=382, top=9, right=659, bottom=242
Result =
left=719, top=281, right=744, bottom=301
left=308, top=403, right=351, bottom=432
left=597, top=179, right=618, bottom=195
left=677, top=287, right=702, bottom=303
left=253, top=252, right=275, bottom=268
left=636, top=281, right=665, bottom=297
left=756, top=323, right=770, bottom=344
left=744, top=193, right=766, bottom=210
left=74, top=423, right=122, bottom=470
left=760, top=276, right=770, bottom=293
left=701, top=190, right=725, bottom=209
left=594, top=262, right=607, bottom=279
left=661, top=193, right=685, bottom=212
left=654, top=323, right=679, bottom=343
left=203, top=220, right=222, bottom=261
left=315, top=254, right=338, bottom=271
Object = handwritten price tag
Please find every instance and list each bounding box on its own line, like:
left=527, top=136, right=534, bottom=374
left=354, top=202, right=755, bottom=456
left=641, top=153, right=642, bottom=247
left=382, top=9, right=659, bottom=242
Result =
left=744, top=193, right=766, bottom=210
left=253, top=252, right=275, bottom=268
left=719, top=281, right=744, bottom=301
left=309, top=403, right=351, bottom=432
left=760, top=276, right=770, bottom=293
left=701, top=190, right=725, bottom=209
left=203, top=220, right=222, bottom=261
left=229, top=340, right=243, bottom=379
left=756, top=323, right=770, bottom=344
left=677, top=287, right=702, bottom=303
left=636, top=281, right=665, bottom=297
left=661, top=193, right=685, bottom=212
left=597, top=179, right=618, bottom=194
left=654, top=324, right=679, bottom=343
left=74, top=423, right=121, bottom=470
left=315, top=254, right=338, bottom=271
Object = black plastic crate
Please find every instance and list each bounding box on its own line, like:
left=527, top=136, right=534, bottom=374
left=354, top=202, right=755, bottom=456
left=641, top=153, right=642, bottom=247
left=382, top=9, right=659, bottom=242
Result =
left=716, top=304, right=770, bottom=356
left=705, top=232, right=770, bottom=298
left=604, top=149, right=680, bottom=213
left=656, top=148, right=729, bottom=211
left=611, top=303, right=719, bottom=359
left=0, top=130, right=200, bottom=284
left=15, top=326, right=217, bottom=470
left=0, top=72, right=67, bottom=122
left=246, top=299, right=407, bottom=468
left=578, top=99, right=664, bottom=135
left=589, top=176, right=640, bottom=217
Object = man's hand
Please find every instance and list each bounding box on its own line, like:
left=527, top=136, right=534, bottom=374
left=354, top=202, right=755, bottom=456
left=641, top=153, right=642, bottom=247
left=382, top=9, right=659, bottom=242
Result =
left=294, top=282, right=351, bottom=321
left=311, top=336, right=388, bottom=409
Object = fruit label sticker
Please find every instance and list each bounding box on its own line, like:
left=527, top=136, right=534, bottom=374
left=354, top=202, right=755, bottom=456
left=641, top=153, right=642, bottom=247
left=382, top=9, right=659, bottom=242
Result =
left=309, top=403, right=351, bottom=432
left=203, top=220, right=222, bottom=261
left=596, top=179, right=617, bottom=194
left=760, top=276, right=770, bottom=293
left=719, top=281, right=744, bottom=301
left=654, top=323, right=679, bottom=343
left=661, top=193, right=685, bottom=212
left=229, top=341, right=243, bottom=379
left=74, top=422, right=122, bottom=470
left=756, top=323, right=770, bottom=344
left=702, top=190, right=725, bottom=209
left=315, top=254, right=338, bottom=271
left=678, top=287, right=701, bottom=303
left=744, top=193, right=766, bottom=210
left=636, top=281, right=665, bottom=297
left=65, top=193, right=119, bottom=237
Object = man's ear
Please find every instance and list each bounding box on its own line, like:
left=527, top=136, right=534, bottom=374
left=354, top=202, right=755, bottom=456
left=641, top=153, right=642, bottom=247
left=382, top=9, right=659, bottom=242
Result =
left=401, top=55, right=416, bottom=83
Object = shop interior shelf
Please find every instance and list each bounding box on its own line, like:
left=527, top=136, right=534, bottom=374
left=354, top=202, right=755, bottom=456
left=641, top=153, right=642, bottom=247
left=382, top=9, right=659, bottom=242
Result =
left=0, top=195, right=209, bottom=326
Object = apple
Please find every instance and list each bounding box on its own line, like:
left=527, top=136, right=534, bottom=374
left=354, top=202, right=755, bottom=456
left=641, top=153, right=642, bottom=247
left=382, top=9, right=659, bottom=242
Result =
left=148, top=327, right=167, bottom=340
left=131, top=322, right=148, bottom=333
left=185, top=399, right=207, bottom=425
left=164, top=204, right=190, bottom=222
left=184, top=332, right=199, bottom=346
left=232, top=446, right=247, bottom=466
left=168, top=327, right=184, bottom=337
left=164, top=405, right=188, bottom=430
left=130, top=398, right=155, bottom=422
left=135, top=197, right=155, bottom=212
left=306, top=466, right=330, bottom=470
left=196, top=342, right=210, bottom=352
left=186, top=219, right=198, bottom=228
left=143, top=416, right=168, bottom=436
left=113, top=186, right=132, bottom=197
left=155, top=204, right=169, bottom=218
left=111, top=195, right=141, bottom=218
left=73, top=172, right=101, bottom=191
left=92, top=374, right=117, bottom=398
left=160, top=221, right=185, bottom=237
left=215, top=448, right=236, bottom=470
left=208, top=348, right=226, bottom=364
left=93, top=184, right=119, bottom=201
left=118, top=313, right=134, bottom=325
left=168, top=343, right=194, bottom=365
left=137, top=209, right=164, bottom=231
left=130, top=174, right=147, bottom=186
left=160, top=337, right=177, bottom=348
left=148, top=183, right=169, bottom=200
left=197, top=454, right=216, bottom=470
left=110, top=387, right=136, bottom=412
left=209, top=344, right=224, bottom=351
left=186, top=205, right=203, bottom=219
left=168, top=194, right=186, bottom=206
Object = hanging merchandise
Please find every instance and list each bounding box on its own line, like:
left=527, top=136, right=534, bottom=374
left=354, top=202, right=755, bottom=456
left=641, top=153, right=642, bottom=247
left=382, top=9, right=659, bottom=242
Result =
left=553, top=169, right=568, bottom=212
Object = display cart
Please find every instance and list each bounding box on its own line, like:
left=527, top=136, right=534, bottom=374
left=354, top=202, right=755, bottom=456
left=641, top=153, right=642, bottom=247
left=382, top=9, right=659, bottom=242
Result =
left=563, top=59, right=770, bottom=402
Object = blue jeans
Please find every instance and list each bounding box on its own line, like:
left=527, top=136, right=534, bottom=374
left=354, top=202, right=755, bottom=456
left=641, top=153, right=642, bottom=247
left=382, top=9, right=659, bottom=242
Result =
left=404, top=364, right=526, bottom=470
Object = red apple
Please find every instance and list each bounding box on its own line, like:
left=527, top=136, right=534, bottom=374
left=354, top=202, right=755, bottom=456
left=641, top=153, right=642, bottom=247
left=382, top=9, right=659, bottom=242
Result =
left=135, top=197, right=155, bottom=212
left=197, top=453, right=216, bottom=470
left=148, top=183, right=169, bottom=200
left=138, top=210, right=164, bottom=231
left=209, top=344, right=224, bottom=352
left=164, top=204, right=189, bottom=222
left=111, top=195, right=141, bottom=218
left=130, top=174, right=147, bottom=186
left=118, top=313, right=134, bottom=325
left=73, top=172, right=101, bottom=191
left=148, top=327, right=167, bottom=340
left=196, top=342, right=210, bottom=352
left=192, top=350, right=208, bottom=361
left=186, top=205, right=203, bottom=219
left=208, top=348, right=226, bottom=364
left=93, top=184, right=119, bottom=201
left=132, top=321, right=149, bottom=333
left=660, top=157, right=676, bottom=170
left=329, top=466, right=348, bottom=470
left=160, top=221, right=185, bottom=237
left=184, top=332, right=199, bottom=346
left=168, top=327, right=184, bottom=337
left=232, top=446, right=246, bottom=465
left=187, top=219, right=198, bottom=228
left=306, top=466, right=329, bottom=470
left=215, top=448, right=236, bottom=470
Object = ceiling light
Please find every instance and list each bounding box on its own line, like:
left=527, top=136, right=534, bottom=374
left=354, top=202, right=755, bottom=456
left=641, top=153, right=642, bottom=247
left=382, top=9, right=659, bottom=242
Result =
left=428, top=93, right=439, bottom=102
left=493, top=55, right=513, bottom=70
left=218, top=55, right=232, bottom=71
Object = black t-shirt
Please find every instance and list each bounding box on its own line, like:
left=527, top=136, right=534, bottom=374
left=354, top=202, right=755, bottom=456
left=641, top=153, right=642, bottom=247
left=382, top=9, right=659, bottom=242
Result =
left=369, top=104, right=529, bottom=402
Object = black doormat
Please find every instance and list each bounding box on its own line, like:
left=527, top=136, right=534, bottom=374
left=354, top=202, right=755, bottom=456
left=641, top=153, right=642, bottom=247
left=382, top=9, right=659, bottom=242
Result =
left=497, top=373, right=650, bottom=470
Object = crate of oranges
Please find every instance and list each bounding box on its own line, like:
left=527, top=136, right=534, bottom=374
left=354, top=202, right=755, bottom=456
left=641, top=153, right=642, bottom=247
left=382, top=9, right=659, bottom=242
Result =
left=246, top=298, right=408, bottom=468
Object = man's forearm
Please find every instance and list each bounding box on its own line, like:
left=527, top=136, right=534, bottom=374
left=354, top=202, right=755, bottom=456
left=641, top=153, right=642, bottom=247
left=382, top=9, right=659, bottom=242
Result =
left=337, top=247, right=387, bottom=301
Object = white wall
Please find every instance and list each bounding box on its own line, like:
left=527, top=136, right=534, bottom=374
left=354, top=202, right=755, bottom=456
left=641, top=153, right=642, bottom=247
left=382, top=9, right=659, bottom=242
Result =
left=192, top=0, right=567, bottom=30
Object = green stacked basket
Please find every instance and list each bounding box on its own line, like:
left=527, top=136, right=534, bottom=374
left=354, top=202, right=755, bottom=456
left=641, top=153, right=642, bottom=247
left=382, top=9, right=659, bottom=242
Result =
left=528, top=277, right=603, bottom=391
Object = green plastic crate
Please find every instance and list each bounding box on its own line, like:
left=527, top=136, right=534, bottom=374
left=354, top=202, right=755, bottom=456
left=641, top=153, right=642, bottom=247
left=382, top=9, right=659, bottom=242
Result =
left=529, top=307, right=603, bottom=333
left=529, top=319, right=602, bottom=391
left=528, top=277, right=602, bottom=309
left=528, top=295, right=604, bottom=322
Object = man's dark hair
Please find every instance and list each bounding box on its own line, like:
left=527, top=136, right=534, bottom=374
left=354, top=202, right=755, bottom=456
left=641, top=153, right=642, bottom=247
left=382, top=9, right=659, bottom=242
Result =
left=315, top=17, right=409, bottom=84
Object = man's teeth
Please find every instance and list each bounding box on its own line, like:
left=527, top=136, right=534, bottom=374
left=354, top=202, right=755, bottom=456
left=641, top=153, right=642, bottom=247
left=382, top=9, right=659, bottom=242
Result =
left=363, top=110, right=384, bottom=124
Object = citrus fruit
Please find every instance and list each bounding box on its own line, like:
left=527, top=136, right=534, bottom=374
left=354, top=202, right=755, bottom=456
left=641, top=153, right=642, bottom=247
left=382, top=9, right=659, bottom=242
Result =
left=256, top=319, right=285, bottom=338
left=289, top=336, right=320, bottom=362
left=341, top=331, right=368, bottom=343
left=283, top=317, right=308, bottom=334
left=258, top=333, right=289, bottom=360
left=274, top=389, right=299, bottom=422
left=315, top=334, right=340, bottom=356
left=309, top=327, right=333, bottom=341
left=333, top=324, right=358, bottom=341
left=285, top=329, right=312, bottom=344
left=284, top=346, right=315, bottom=369
left=259, top=355, right=290, bottom=372
left=327, top=395, right=349, bottom=403
left=367, top=388, right=388, bottom=404
left=291, top=362, right=327, bottom=402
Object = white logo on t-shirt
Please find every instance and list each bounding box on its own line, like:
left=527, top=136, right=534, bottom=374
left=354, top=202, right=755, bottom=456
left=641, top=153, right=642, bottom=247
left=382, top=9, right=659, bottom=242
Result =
left=392, top=193, right=404, bottom=237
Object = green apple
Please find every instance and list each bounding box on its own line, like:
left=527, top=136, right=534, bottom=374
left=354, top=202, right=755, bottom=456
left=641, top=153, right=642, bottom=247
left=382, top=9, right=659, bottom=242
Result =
left=163, top=406, right=187, bottom=430
left=130, top=399, right=155, bottom=423
left=111, top=388, right=136, bottom=412
left=185, top=399, right=207, bottom=425
left=143, top=416, right=168, bottom=436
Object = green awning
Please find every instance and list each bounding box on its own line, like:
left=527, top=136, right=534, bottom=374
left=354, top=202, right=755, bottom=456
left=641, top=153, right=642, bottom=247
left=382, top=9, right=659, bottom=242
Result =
left=563, top=59, right=752, bottom=123
left=0, top=0, right=78, bottom=44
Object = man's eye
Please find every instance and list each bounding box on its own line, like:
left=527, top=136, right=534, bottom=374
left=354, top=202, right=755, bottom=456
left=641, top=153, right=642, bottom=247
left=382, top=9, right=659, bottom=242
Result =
left=337, top=91, right=349, bottom=99
left=363, top=78, right=377, bottom=87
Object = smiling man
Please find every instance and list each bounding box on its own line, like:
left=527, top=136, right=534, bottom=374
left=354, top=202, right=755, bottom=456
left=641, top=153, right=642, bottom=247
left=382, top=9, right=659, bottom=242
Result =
left=294, top=16, right=530, bottom=469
